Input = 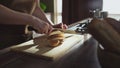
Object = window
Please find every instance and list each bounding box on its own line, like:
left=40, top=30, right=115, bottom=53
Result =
left=103, top=0, right=120, bottom=20
left=44, top=0, right=62, bottom=24
left=54, top=0, right=62, bottom=24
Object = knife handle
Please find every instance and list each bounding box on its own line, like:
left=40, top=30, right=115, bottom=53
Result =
left=28, top=26, right=38, bottom=32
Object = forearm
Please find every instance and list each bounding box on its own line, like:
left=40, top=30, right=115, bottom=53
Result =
left=0, top=4, right=53, bottom=34
left=0, top=4, right=34, bottom=25
left=32, top=0, right=54, bottom=25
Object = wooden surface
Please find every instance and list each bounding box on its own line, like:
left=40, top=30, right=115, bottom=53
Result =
left=0, top=35, right=101, bottom=68
left=10, top=34, right=84, bottom=60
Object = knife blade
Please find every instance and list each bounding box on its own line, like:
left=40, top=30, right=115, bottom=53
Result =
left=28, top=26, right=76, bottom=34
left=53, top=28, right=76, bottom=34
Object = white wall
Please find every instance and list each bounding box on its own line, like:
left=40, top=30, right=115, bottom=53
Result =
left=103, top=0, right=120, bottom=14
left=57, top=0, right=62, bottom=23
left=103, top=0, right=120, bottom=20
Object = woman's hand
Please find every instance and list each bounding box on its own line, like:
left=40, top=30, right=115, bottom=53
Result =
left=31, top=16, right=53, bottom=34
left=53, top=23, right=68, bottom=29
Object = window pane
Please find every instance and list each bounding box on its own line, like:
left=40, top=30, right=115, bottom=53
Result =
left=57, top=0, right=62, bottom=13
left=103, top=0, right=120, bottom=14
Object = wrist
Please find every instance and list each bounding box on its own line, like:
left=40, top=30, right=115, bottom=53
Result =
left=25, top=15, right=36, bottom=26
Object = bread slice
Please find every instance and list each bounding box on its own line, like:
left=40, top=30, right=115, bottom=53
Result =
left=47, top=30, right=65, bottom=47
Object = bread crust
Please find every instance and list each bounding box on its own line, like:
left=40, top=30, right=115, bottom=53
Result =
left=47, top=30, right=65, bottom=47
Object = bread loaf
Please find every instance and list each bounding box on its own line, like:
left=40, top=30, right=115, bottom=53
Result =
left=47, top=30, right=65, bottom=47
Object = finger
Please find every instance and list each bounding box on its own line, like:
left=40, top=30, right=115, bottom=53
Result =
left=60, top=23, right=64, bottom=29
left=38, top=30, right=44, bottom=34
left=45, top=24, right=52, bottom=34
left=42, top=28, right=48, bottom=34
left=47, top=26, right=53, bottom=34
left=45, top=29, right=49, bottom=34
left=53, top=23, right=62, bottom=28
left=63, top=24, right=68, bottom=29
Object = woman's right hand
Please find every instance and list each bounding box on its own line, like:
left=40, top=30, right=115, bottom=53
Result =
left=30, top=16, right=53, bottom=34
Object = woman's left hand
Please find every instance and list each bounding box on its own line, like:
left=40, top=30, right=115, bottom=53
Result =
left=53, top=23, right=68, bottom=29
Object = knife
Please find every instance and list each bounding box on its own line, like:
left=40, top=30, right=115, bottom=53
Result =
left=28, top=26, right=76, bottom=34
left=53, top=28, right=76, bottom=34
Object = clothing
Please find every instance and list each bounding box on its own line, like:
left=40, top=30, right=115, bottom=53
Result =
left=0, top=0, right=14, bottom=7
left=0, top=0, right=35, bottom=49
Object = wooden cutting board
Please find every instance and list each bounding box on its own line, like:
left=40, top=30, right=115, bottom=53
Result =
left=10, top=34, right=84, bottom=61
